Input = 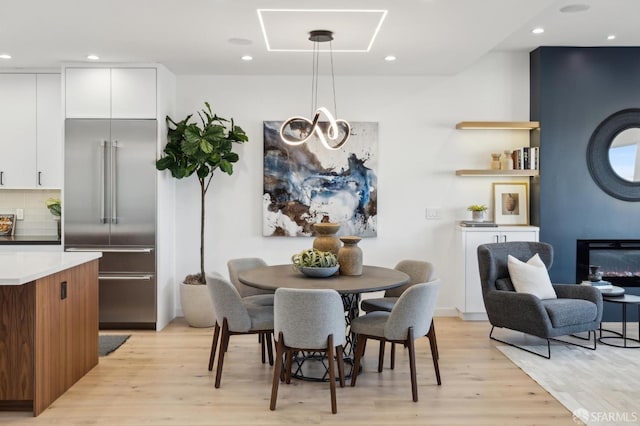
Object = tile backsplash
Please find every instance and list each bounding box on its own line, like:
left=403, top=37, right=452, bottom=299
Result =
left=0, top=189, right=61, bottom=236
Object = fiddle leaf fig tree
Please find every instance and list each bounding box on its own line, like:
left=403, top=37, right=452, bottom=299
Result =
left=156, top=102, right=248, bottom=284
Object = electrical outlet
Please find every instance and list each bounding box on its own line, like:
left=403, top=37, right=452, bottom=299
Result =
left=425, top=208, right=442, bottom=220
left=16, top=208, right=24, bottom=220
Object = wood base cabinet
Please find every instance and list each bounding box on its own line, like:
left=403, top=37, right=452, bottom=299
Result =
left=455, top=225, right=539, bottom=320
left=0, top=259, right=99, bottom=416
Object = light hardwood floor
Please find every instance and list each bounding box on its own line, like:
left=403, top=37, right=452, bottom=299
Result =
left=0, top=317, right=580, bottom=425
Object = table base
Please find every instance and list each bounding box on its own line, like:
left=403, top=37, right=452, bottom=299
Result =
left=599, top=301, right=640, bottom=349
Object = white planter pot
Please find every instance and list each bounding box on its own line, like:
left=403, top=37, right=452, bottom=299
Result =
left=180, top=281, right=216, bottom=328
left=471, top=210, right=486, bottom=222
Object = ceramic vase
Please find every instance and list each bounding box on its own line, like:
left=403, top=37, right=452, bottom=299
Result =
left=338, top=236, right=363, bottom=276
left=312, top=222, right=341, bottom=255
left=588, top=265, right=603, bottom=282
left=500, top=150, right=514, bottom=170
left=490, top=153, right=501, bottom=170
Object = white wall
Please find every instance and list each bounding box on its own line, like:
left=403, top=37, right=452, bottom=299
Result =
left=173, top=52, right=531, bottom=316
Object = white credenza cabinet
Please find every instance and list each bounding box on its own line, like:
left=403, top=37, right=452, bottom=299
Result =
left=455, top=225, right=539, bottom=320
left=65, top=67, right=156, bottom=119
left=0, top=73, right=62, bottom=188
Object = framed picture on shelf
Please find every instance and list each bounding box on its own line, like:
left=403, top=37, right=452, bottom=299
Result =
left=0, top=214, right=16, bottom=236
left=492, top=182, right=529, bottom=225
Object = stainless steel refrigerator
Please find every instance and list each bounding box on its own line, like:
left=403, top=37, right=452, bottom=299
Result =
left=65, top=119, right=157, bottom=329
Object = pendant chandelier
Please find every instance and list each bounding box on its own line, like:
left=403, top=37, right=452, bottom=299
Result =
left=280, top=30, right=351, bottom=150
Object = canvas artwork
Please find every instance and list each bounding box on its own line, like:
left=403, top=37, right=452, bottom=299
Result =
left=263, top=121, right=378, bottom=237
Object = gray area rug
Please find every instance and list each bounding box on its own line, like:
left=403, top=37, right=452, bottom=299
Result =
left=498, top=341, right=639, bottom=426
left=99, top=334, right=130, bottom=357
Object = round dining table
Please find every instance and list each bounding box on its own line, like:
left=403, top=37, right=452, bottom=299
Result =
left=238, top=264, right=409, bottom=381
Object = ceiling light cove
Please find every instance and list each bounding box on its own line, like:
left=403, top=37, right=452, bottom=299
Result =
left=532, top=27, right=545, bottom=35
left=257, top=9, right=388, bottom=52
left=559, top=4, right=590, bottom=13
left=0, top=54, right=11, bottom=59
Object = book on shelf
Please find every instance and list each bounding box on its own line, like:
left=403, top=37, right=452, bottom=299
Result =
left=460, top=221, right=498, bottom=227
left=510, top=146, right=539, bottom=170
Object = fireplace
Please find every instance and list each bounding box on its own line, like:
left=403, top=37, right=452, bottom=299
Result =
left=576, top=240, right=640, bottom=287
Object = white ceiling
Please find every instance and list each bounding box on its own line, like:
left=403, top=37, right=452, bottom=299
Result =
left=1, top=0, right=639, bottom=76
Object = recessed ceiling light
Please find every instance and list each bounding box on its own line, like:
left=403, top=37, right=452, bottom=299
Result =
left=0, top=54, right=11, bottom=59
left=559, top=4, right=590, bottom=13
left=228, top=38, right=253, bottom=45
left=607, top=35, right=616, bottom=40
left=87, top=54, right=100, bottom=60
left=384, top=55, right=396, bottom=62
left=241, top=55, right=253, bottom=61
left=532, top=27, right=545, bottom=35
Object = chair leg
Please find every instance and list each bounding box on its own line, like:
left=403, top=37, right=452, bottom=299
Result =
left=390, top=342, right=396, bottom=370
left=261, top=332, right=266, bottom=364
left=208, top=321, right=220, bottom=371
left=406, top=327, right=418, bottom=402
left=427, top=320, right=439, bottom=360
left=327, top=335, right=337, bottom=414
left=215, top=319, right=231, bottom=388
left=351, top=335, right=367, bottom=387
left=427, top=322, right=441, bottom=385
left=377, top=341, right=385, bottom=372
left=285, top=349, right=293, bottom=384
left=270, top=332, right=285, bottom=411
left=336, top=345, right=345, bottom=388
left=266, top=332, right=274, bottom=366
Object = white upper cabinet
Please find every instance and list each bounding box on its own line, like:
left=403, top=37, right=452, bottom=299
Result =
left=65, top=67, right=156, bottom=119
left=0, top=74, right=37, bottom=188
left=111, top=68, right=156, bottom=119
left=36, top=74, right=63, bottom=188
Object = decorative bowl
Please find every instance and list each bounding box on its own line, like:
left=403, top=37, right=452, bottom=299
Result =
left=298, top=265, right=339, bottom=278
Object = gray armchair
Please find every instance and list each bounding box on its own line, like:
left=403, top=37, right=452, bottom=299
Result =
left=477, top=242, right=603, bottom=359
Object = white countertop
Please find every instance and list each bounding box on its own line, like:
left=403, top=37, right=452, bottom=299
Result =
left=0, top=251, right=102, bottom=285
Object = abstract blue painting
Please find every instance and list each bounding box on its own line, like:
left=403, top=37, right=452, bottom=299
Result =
left=263, top=121, right=378, bottom=237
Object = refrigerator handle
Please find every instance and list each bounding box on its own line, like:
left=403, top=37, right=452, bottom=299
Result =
left=111, top=140, right=118, bottom=224
left=100, top=140, right=108, bottom=224
left=99, top=275, right=153, bottom=281
left=66, top=247, right=153, bottom=253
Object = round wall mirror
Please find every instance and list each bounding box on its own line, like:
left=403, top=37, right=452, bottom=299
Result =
left=587, top=109, right=640, bottom=201
left=609, top=127, right=640, bottom=182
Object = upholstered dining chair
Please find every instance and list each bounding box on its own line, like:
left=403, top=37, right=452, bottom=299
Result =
left=227, top=258, right=275, bottom=363
left=270, top=288, right=346, bottom=414
left=477, top=242, right=603, bottom=359
left=206, top=272, right=274, bottom=388
left=227, top=257, right=274, bottom=305
left=360, top=260, right=439, bottom=381
left=351, top=279, right=441, bottom=402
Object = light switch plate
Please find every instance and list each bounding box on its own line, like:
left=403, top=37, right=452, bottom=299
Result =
left=425, top=208, right=442, bottom=220
left=16, top=208, right=24, bottom=220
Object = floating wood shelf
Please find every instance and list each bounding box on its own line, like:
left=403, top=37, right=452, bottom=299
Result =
left=455, top=169, right=539, bottom=177
left=455, top=121, right=540, bottom=130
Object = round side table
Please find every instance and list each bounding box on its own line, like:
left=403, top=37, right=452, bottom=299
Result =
left=599, top=293, right=640, bottom=349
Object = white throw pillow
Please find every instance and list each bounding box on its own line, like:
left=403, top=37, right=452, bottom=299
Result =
left=507, top=253, right=557, bottom=300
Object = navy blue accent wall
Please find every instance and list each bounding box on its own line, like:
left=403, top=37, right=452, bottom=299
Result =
left=530, top=47, right=640, bottom=321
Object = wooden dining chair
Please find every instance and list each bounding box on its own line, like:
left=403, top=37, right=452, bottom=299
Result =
left=351, top=279, right=441, bottom=402
left=205, top=272, right=274, bottom=388
left=270, top=288, right=346, bottom=414
left=360, top=260, right=440, bottom=383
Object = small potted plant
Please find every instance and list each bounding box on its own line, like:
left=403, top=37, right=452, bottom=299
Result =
left=46, top=198, right=62, bottom=238
left=467, top=204, right=488, bottom=222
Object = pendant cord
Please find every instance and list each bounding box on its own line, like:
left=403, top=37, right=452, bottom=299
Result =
left=330, top=40, right=338, bottom=118
left=311, top=41, right=319, bottom=115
